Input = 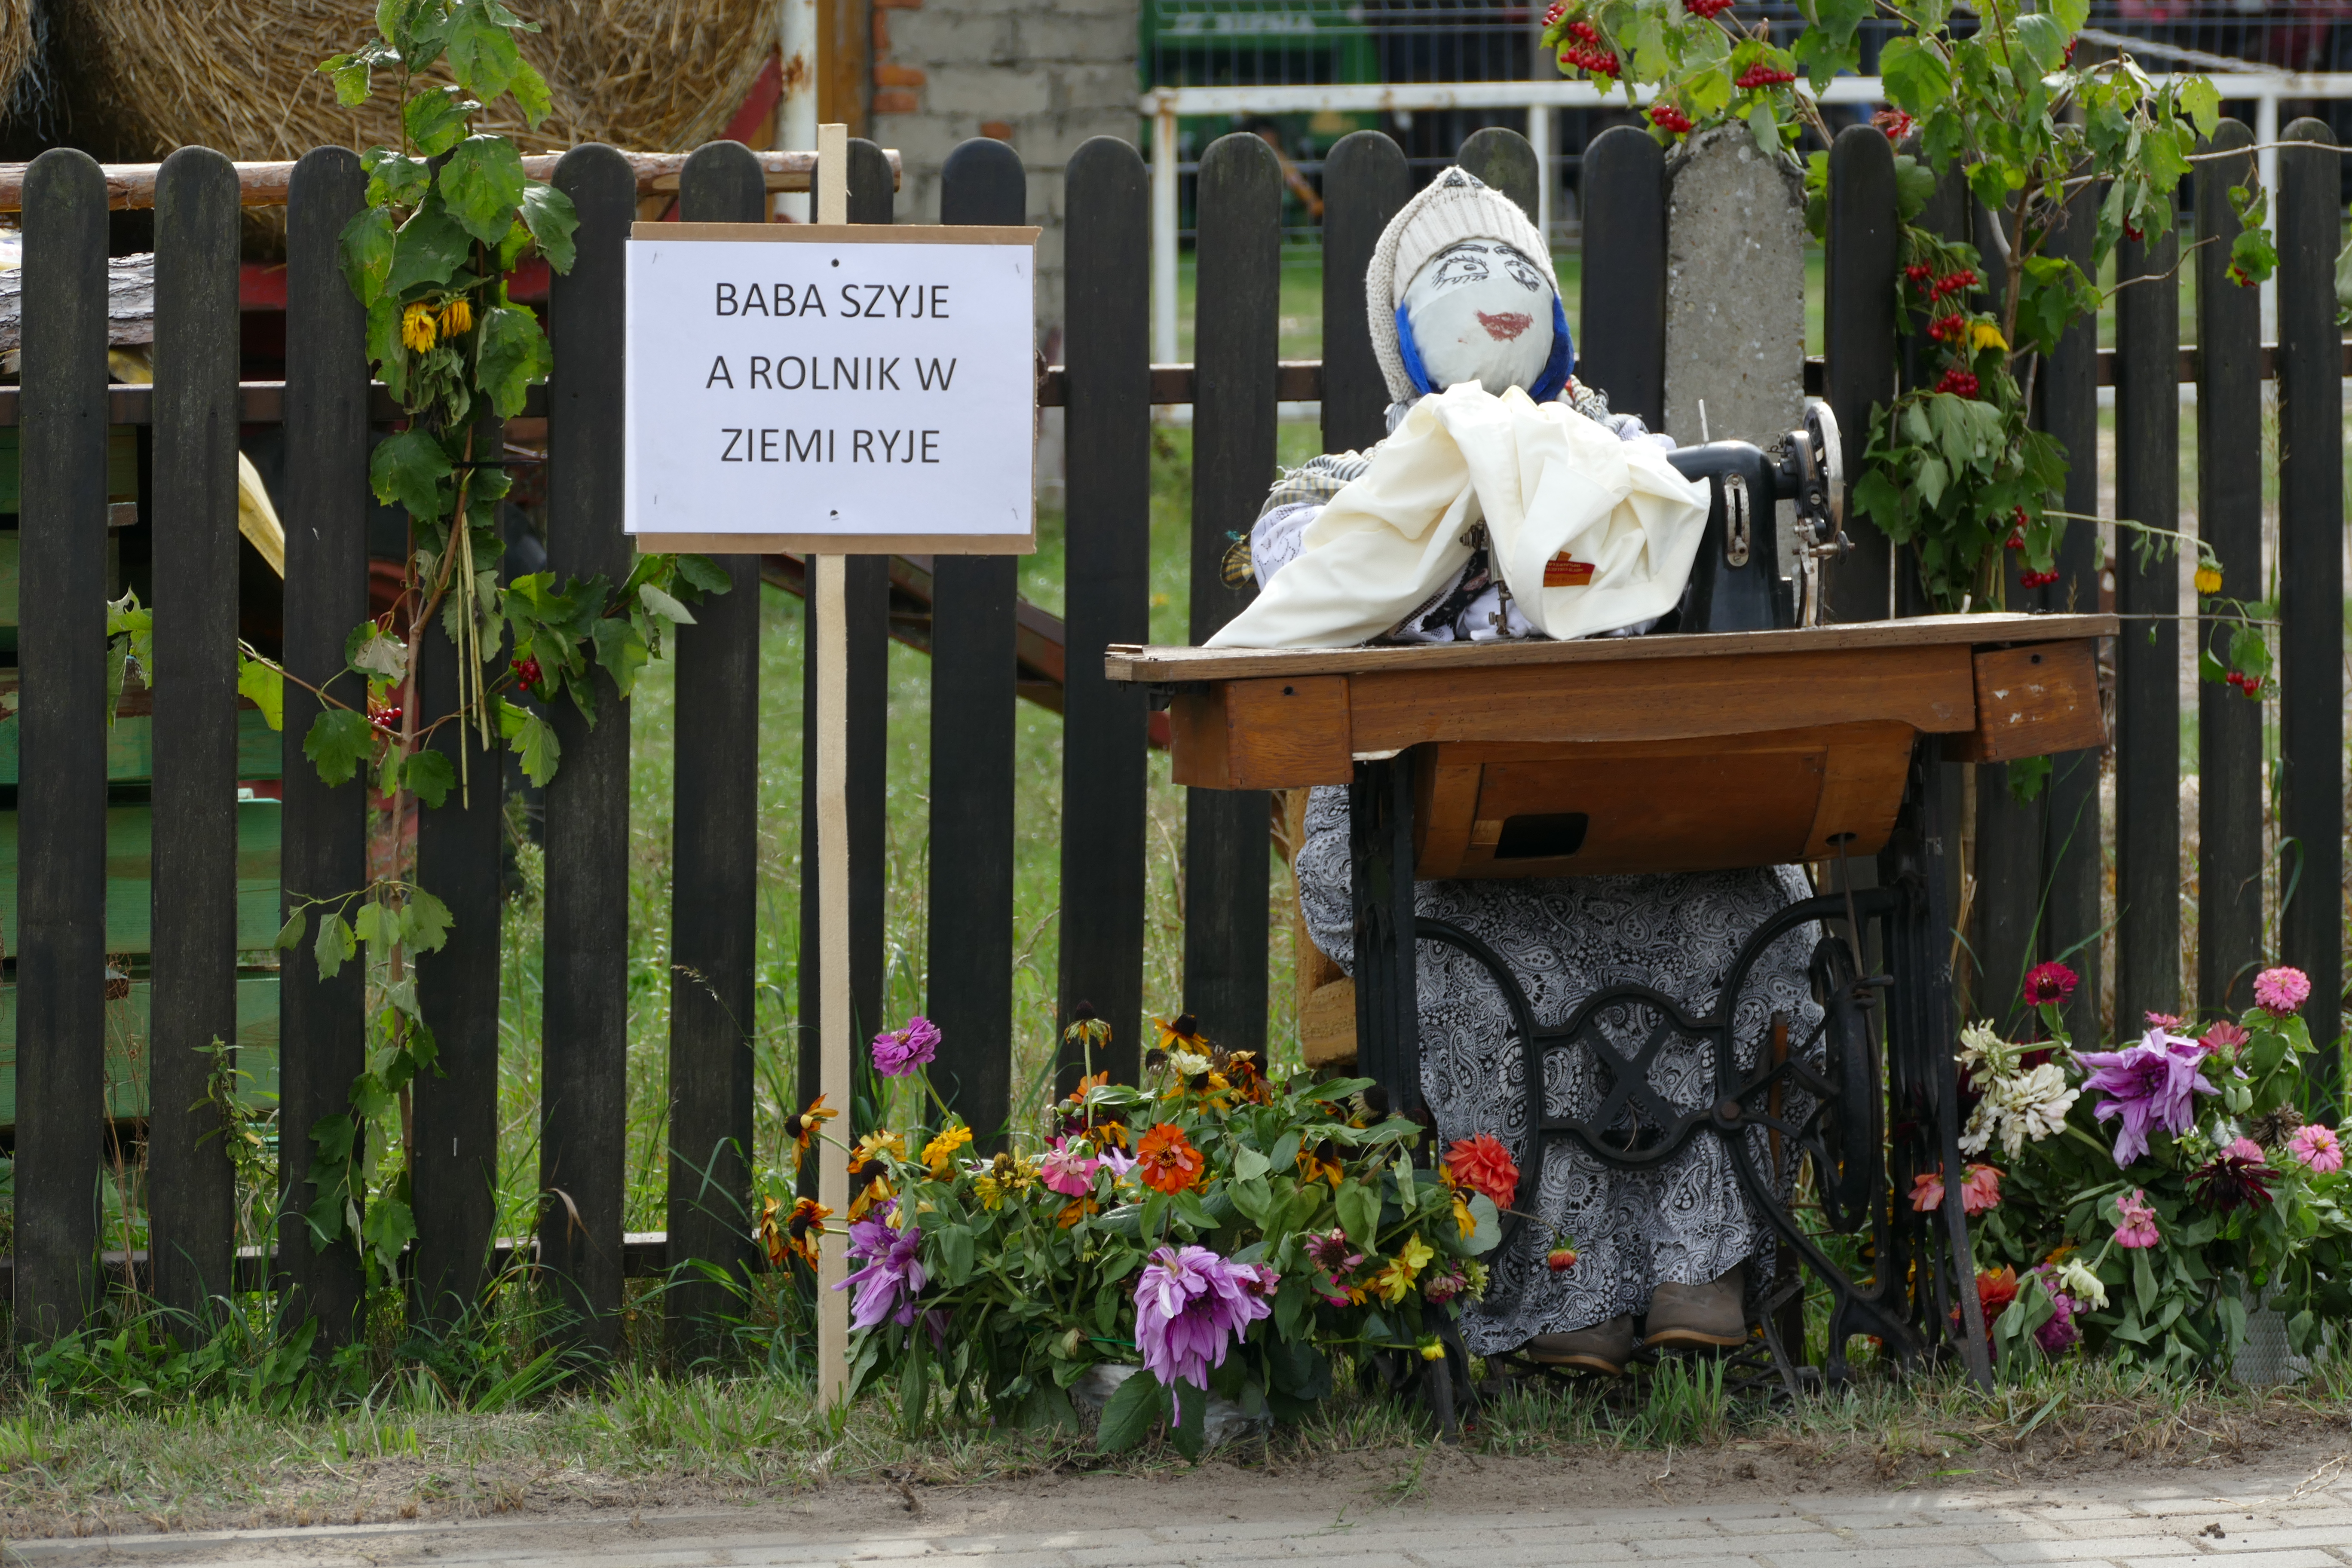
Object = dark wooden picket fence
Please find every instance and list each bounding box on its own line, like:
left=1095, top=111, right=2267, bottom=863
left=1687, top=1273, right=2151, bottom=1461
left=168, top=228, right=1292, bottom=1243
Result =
left=1, top=115, right=2342, bottom=1352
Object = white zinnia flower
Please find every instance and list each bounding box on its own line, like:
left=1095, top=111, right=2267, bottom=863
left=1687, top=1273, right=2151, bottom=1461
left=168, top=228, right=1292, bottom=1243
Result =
left=2055, top=1258, right=2109, bottom=1311
left=1959, top=1020, right=2023, bottom=1089
left=1168, top=1048, right=1211, bottom=1077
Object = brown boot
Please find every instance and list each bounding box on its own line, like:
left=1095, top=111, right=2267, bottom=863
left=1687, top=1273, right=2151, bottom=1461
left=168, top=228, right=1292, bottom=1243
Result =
left=1524, top=1315, right=1634, bottom=1375
left=1644, top=1265, right=1748, bottom=1349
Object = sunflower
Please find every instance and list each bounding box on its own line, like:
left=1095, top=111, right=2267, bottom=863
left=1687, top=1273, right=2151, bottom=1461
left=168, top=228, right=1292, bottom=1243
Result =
left=399, top=301, right=438, bottom=352
left=2194, top=564, right=2223, bottom=595
left=1135, top=1123, right=1206, bottom=1194
left=437, top=296, right=474, bottom=336
left=922, top=1123, right=974, bottom=1177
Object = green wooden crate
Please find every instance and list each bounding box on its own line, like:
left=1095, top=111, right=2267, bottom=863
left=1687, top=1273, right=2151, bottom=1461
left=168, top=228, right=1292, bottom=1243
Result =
left=0, top=800, right=283, bottom=956
left=0, top=706, right=282, bottom=785
left=0, top=428, right=141, bottom=517
left=0, top=974, right=280, bottom=1126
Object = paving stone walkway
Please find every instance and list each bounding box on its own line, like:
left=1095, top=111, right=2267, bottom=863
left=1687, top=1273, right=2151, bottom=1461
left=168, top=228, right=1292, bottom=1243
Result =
left=10, top=1465, right=2350, bottom=1568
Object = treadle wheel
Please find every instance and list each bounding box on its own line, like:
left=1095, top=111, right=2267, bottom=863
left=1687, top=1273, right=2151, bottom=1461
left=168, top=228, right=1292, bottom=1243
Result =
left=1807, top=933, right=1883, bottom=1235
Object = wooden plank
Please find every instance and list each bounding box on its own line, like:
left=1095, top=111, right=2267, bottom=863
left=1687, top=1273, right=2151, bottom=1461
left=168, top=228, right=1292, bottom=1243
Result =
left=2113, top=222, right=2181, bottom=1024
left=2277, top=118, right=2345, bottom=1091
left=0, top=804, right=282, bottom=955
left=2195, top=122, right=2266, bottom=1014
left=1576, top=126, right=1666, bottom=431
left=12, top=147, right=111, bottom=1344
left=1106, top=612, right=2116, bottom=683
left=0, top=975, right=282, bottom=1128
left=1170, top=676, right=1352, bottom=791
left=664, top=139, right=767, bottom=1359
left=0, top=150, right=901, bottom=213
left=927, top=137, right=1025, bottom=1142
left=1455, top=128, right=1538, bottom=224
left=2040, top=179, right=2104, bottom=1048
left=276, top=146, right=372, bottom=1349
left=1943, top=642, right=2104, bottom=763
left=1055, top=135, right=1153, bottom=1088
left=1182, top=132, right=1283, bottom=1056
left=1319, top=132, right=1409, bottom=456
left=147, top=145, right=243, bottom=1320
left=1823, top=125, right=1899, bottom=623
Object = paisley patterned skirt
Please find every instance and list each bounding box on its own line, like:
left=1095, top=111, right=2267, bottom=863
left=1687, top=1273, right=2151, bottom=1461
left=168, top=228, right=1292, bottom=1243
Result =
left=1294, top=785, right=1824, bottom=1355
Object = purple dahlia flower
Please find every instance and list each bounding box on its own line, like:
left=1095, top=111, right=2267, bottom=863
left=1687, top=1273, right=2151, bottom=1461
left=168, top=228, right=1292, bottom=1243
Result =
left=2073, top=1027, right=2217, bottom=1166
left=836, top=1209, right=926, bottom=1330
left=1133, top=1245, right=1277, bottom=1413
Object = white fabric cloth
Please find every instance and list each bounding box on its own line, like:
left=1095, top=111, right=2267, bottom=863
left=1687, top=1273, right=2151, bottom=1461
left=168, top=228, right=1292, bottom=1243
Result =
left=1207, top=382, right=1709, bottom=650
left=1401, top=240, right=1556, bottom=398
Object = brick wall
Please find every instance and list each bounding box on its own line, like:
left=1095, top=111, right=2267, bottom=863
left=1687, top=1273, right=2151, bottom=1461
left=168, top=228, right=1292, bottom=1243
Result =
left=870, top=0, right=1139, bottom=346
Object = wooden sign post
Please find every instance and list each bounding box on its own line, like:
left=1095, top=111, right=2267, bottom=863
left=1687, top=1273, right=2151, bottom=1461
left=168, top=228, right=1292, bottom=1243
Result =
left=625, top=125, right=1038, bottom=1403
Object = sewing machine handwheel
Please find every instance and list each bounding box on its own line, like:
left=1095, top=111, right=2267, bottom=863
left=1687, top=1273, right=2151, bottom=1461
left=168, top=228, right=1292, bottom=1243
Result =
left=1802, top=398, right=1844, bottom=538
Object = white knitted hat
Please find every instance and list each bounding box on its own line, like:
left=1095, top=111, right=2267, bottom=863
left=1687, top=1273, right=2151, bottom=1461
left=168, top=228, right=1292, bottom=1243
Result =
left=1367, top=167, right=1554, bottom=404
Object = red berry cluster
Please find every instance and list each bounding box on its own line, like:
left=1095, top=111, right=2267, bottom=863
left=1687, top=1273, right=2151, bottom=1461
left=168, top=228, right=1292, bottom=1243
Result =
left=2122, top=218, right=2145, bottom=243
left=1736, top=62, right=1797, bottom=89
left=1649, top=103, right=1694, bottom=134
left=1542, top=0, right=1566, bottom=25
left=1872, top=108, right=1914, bottom=140
left=1567, top=18, right=1600, bottom=40
left=2225, top=669, right=2265, bottom=698
left=1561, top=43, right=1620, bottom=74
left=1928, top=312, right=1966, bottom=343
left=369, top=703, right=402, bottom=732
left=2003, top=506, right=2029, bottom=548
left=511, top=655, right=544, bottom=690
left=1925, top=267, right=1978, bottom=301
left=1905, top=262, right=1933, bottom=285
left=1935, top=368, right=1980, bottom=397
left=2061, top=38, right=2077, bottom=64
left=1686, top=0, right=1736, bottom=15
left=2019, top=568, right=2060, bottom=589
left=2226, top=263, right=2255, bottom=288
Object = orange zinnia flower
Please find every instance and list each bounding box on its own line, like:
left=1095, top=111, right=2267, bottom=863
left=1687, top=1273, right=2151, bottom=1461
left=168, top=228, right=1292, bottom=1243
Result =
left=1135, top=1122, right=1206, bottom=1194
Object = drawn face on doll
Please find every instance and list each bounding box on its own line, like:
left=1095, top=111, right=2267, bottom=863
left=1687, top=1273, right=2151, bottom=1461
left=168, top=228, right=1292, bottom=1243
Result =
left=1401, top=239, right=1556, bottom=396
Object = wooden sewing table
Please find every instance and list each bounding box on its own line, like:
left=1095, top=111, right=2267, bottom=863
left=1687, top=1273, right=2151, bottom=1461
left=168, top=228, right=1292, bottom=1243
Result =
left=1107, top=611, right=2113, bottom=1389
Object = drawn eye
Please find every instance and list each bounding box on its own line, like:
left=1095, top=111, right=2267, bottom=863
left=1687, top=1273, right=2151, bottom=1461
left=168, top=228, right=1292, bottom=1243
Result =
left=1431, top=246, right=1491, bottom=287
left=1494, top=245, right=1547, bottom=291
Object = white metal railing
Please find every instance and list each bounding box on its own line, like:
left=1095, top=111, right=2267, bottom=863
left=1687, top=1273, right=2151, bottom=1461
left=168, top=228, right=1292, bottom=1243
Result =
left=1142, top=71, right=2352, bottom=362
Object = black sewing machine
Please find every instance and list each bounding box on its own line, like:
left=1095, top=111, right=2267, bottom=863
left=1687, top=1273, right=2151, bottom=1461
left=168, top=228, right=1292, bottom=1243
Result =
left=1667, top=398, right=1847, bottom=634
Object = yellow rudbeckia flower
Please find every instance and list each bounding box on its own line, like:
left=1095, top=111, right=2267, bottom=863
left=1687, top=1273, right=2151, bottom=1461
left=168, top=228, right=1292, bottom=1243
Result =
left=1970, top=320, right=2007, bottom=352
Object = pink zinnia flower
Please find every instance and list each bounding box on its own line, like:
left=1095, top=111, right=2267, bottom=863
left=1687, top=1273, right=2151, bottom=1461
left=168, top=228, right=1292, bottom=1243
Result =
left=1133, top=1245, right=1277, bottom=1411
left=1961, top=1163, right=2003, bottom=1215
left=2288, top=1124, right=2344, bottom=1174
left=1908, top=1169, right=1945, bottom=1212
left=2074, top=1027, right=2218, bottom=1165
left=2200, top=1019, right=2250, bottom=1060
left=2023, top=962, right=2078, bottom=1007
left=1039, top=1139, right=1100, bottom=1197
left=2253, top=966, right=2312, bottom=1017
left=836, top=1210, right=927, bottom=1329
left=871, top=1015, right=942, bottom=1077
left=2144, top=1012, right=2186, bottom=1029
left=2113, top=1188, right=2161, bottom=1249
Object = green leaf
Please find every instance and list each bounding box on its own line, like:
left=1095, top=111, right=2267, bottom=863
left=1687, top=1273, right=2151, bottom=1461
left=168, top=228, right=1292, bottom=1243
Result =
left=360, top=1194, right=418, bottom=1270
left=276, top=909, right=308, bottom=951
left=2179, top=76, right=2221, bottom=140
left=673, top=553, right=735, bottom=595
left=403, top=889, right=455, bottom=953
left=2050, top=0, right=2089, bottom=34
left=447, top=0, right=525, bottom=100
left=237, top=654, right=284, bottom=732
left=591, top=618, right=651, bottom=699
left=370, top=426, right=456, bottom=523
left=475, top=306, right=550, bottom=419
left=518, top=182, right=580, bottom=274
left=314, top=913, right=358, bottom=980
left=1878, top=36, right=1951, bottom=116
left=440, top=134, right=530, bottom=245
left=2013, top=13, right=2068, bottom=73
left=1094, top=1369, right=1165, bottom=1455
left=638, top=582, right=697, bottom=625
left=1335, top=1180, right=1378, bottom=1250
left=508, top=59, right=554, bottom=129
left=338, top=206, right=398, bottom=307
left=401, top=747, right=457, bottom=808
left=319, top=51, right=376, bottom=108
left=346, top=623, right=410, bottom=682
left=304, top=707, right=379, bottom=787
left=1466, top=1193, right=1501, bottom=1253
left=511, top=712, right=561, bottom=786
left=353, top=900, right=399, bottom=951
left=384, top=198, right=473, bottom=299
left=403, top=86, right=477, bottom=159
left=361, top=147, right=432, bottom=210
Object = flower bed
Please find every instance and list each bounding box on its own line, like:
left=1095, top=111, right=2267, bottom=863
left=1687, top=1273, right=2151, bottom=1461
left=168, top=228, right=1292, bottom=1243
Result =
left=778, top=1014, right=1509, bottom=1452
left=1941, top=964, right=2350, bottom=1377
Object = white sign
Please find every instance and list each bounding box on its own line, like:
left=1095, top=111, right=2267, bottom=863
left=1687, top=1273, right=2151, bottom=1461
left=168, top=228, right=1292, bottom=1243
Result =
left=623, top=224, right=1039, bottom=551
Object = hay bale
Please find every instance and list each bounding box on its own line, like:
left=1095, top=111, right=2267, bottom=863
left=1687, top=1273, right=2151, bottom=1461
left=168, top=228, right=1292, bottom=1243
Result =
left=59, top=0, right=778, bottom=161
left=0, top=0, right=40, bottom=129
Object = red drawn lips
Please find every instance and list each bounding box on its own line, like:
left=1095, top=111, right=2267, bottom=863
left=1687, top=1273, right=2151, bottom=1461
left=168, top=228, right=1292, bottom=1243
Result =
left=1477, top=311, right=1534, bottom=341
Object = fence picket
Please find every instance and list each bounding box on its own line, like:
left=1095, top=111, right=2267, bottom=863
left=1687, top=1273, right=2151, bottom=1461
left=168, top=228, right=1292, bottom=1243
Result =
left=1056, top=137, right=1152, bottom=1087
left=147, top=145, right=242, bottom=1320
left=1319, top=133, right=1407, bottom=456
left=2276, top=117, right=2345, bottom=1102
left=2194, top=121, right=2264, bottom=1015
left=1455, top=127, right=1537, bottom=220
left=276, top=147, right=372, bottom=1347
left=2040, top=181, right=2104, bottom=1048
left=12, top=147, right=110, bottom=1341
left=1577, top=126, right=1665, bottom=432
left=1182, top=132, right=1282, bottom=1054
left=1822, top=126, right=1897, bottom=624
left=525, top=143, right=634, bottom=1347
left=665, top=139, right=767, bottom=1356
left=927, top=138, right=1026, bottom=1140
left=2114, top=224, right=2182, bottom=1025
